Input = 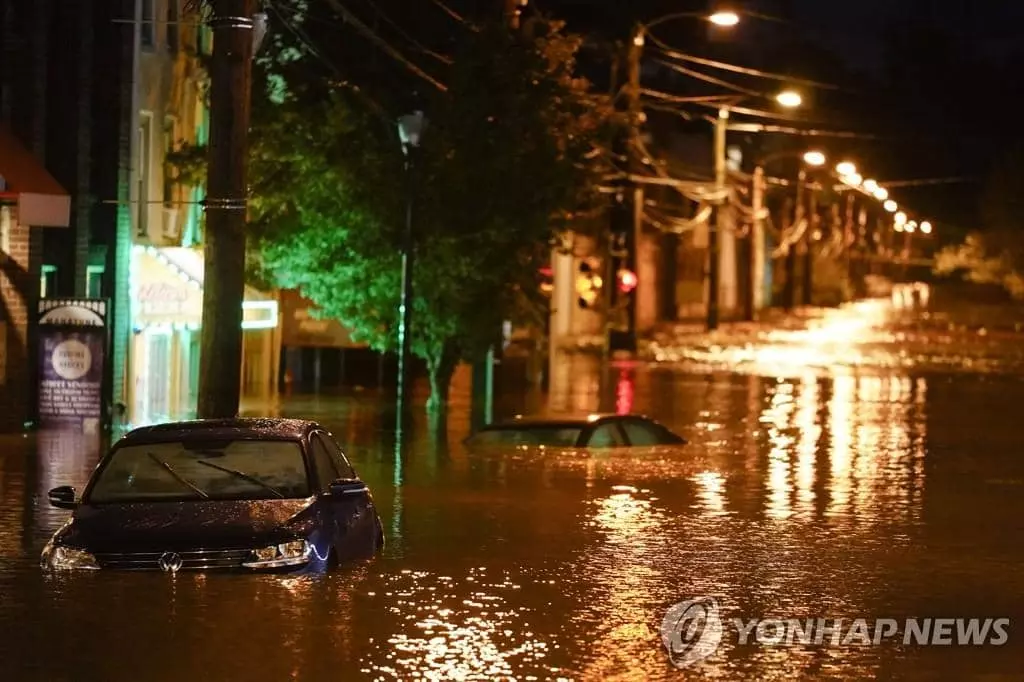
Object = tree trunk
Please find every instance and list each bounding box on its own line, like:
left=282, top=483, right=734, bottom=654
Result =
left=425, top=340, right=459, bottom=419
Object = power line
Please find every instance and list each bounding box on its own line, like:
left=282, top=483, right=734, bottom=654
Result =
left=712, top=118, right=887, bottom=139
left=363, top=0, right=453, bottom=64
left=646, top=32, right=844, bottom=91
left=876, top=176, right=979, bottom=187
left=653, top=59, right=762, bottom=98
left=321, top=0, right=447, bottom=91
left=429, top=0, right=474, bottom=28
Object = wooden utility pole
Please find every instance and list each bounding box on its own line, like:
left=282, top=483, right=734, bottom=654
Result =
left=197, top=0, right=255, bottom=418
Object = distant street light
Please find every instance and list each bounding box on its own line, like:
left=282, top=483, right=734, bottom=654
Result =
left=836, top=161, right=857, bottom=176
left=843, top=172, right=863, bottom=186
left=906, top=221, right=917, bottom=233
left=884, top=199, right=898, bottom=212
left=862, top=179, right=879, bottom=193
left=894, top=211, right=907, bottom=226
left=709, top=11, right=740, bottom=26
left=873, top=187, right=889, bottom=201
left=775, top=90, right=802, bottom=108
left=920, top=220, right=933, bottom=234
left=396, top=110, right=427, bottom=424
left=802, top=150, right=826, bottom=166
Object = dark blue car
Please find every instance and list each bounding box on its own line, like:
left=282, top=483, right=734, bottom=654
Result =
left=40, top=418, right=384, bottom=574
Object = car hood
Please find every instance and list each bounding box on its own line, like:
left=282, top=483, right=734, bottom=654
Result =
left=59, top=498, right=318, bottom=552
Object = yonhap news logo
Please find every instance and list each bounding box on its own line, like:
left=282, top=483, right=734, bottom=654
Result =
left=659, top=597, right=1011, bottom=669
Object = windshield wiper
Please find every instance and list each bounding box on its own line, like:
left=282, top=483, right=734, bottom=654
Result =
left=147, top=452, right=209, bottom=499
left=194, top=459, right=285, bottom=499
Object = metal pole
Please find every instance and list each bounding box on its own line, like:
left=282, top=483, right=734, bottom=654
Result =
left=746, top=164, right=765, bottom=320
left=708, top=106, right=728, bottom=331
left=197, top=0, right=255, bottom=419
left=802, top=180, right=816, bottom=306
left=785, top=168, right=806, bottom=311
left=396, top=153, right=415, bottom=425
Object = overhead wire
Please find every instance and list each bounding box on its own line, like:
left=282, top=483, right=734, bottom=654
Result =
left=320, top=0, right=448, bottom=91
left=653, top=59, right=762, bottom=99
left=362, top=0, right=453, bottom=64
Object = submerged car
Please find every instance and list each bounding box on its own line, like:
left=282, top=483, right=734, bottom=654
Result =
left=41, top=418, right=384, bottom=574
left=465, top=413, right=688, bottom=449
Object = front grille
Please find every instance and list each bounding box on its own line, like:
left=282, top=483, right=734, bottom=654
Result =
left=94, top=548, right=254, bottom=571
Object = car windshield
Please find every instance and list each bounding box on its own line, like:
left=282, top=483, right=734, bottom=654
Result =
left=85, top=439, right=311, bottom=503
left=468, top=426, right=583, bottom=448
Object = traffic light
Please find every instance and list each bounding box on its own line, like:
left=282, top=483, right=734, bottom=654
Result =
left=576, top=258, right=603, bottom=309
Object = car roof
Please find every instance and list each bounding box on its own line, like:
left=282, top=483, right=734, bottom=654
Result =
left=119, top=417, right=319, bottom=445
left=480, top=413, right=649, bottom=429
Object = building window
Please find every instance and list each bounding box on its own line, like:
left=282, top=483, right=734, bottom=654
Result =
left=137, top=112, right=153, bottom=238
left=41, top=265, right=57, bottom=298
left=141, top=0, right=155, bottom=48
left=163, top=116, right=176, bottom=207
left=167, top=0, right=179, bottom=52
left=86, top=265, right=105, bottom=298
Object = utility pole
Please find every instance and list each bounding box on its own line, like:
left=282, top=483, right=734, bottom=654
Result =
left=608, top=24, right=642, bottom=352
left=745, top=164, right=765, bottom=321
left=707, top=106, right=728, bottom=330
left=802, top=181, right=816, bottom=306
left=197, top=0, right=255, bottom=419
left=784, top=169, right=805, bottom=310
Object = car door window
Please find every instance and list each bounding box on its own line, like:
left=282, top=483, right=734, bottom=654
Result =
left=622, top=419, right=667, bottom=446
left=318, top=432, right=356, bottom=479
left=588, top=423, right=627, bottom=448
left=310, top=435, right=341, bottom=491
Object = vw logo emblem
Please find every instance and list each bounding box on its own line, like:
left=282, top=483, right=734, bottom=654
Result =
left=158, top=552, right=183, bottom=573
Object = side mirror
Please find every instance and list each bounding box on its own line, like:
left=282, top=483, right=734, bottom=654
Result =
left=48, top=486, right=78, bottom=510
left=328, top=479, right=368, bottom=497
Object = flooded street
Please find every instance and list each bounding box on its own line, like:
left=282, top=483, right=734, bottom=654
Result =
left=3, top=295, right=1024, bottom=680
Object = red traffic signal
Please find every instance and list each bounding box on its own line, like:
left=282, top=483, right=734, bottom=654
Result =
left=617, top=268, right=637, bottom=294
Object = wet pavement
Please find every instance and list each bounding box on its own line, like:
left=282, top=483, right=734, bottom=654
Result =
left=3, top=292, right=1024, bottom=680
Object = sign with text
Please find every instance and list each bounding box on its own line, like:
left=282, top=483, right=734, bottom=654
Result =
left=37, top=299, right=109, bottom=434
left=279, top=289, right=365, bottom=349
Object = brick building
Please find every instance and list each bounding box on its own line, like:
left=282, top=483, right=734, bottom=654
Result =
left=0, top=0, right=135, bottom=431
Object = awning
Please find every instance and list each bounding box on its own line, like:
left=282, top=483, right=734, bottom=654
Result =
left=0, top=125, right=71, bottom=227
left=132, top=245, right=278, bottom=330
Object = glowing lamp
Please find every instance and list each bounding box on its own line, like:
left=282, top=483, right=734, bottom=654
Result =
left=708, top=11, right=740, bottom=26
left=836, top=161, right=857, bottom=176
left=802, top=151, right=826, bottom=167
left=920, top=221, right=933, bottom=234
left=775, top=90, right=802, bottom=108
left=617, top=269, right=638, bottom=294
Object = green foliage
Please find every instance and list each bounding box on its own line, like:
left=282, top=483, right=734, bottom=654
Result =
left=934, top=141, right=1024, bottom=300
left=250, top=14, right=616, bottom=408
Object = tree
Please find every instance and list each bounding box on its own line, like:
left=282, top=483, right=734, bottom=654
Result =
left=250, top=16, right=616, bottom=416
left=934, top=140, right=1024, bottom=299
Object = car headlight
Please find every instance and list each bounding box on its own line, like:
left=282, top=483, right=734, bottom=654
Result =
left=242, top=540, right=313, bottom=569
left=41, top=543, right=99, bottom=571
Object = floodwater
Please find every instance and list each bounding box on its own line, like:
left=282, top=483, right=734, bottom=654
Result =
left=3, top=293, right=1024, bottom=680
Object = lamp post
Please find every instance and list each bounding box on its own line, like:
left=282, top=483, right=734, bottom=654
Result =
left=396, top=111, right=425, bottom=425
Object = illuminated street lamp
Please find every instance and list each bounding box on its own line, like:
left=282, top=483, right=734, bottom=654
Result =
left=894, top=222, right=905, bottom=232
left=709, top=10, right=741, bottom=26
left=884, top=199, right=898, bottom=212
left=920, top=220, right=933, bottom=234
left=863, top=179, right=879, bottom=193
left=906, top=221, right=917, bottom=233
left=873, top=187, right=889, bottom=201
left=776, top=90, right=802, bottom=108
left=894, top=211, right=907, bottom=226
left=836, top=161, right=857, bottom=176
left=843, top=172, right=862, bottom=186
left=802, top=150, right=826, bottom=166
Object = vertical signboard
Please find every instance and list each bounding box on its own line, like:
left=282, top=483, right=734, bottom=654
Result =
left=36, top=299, right=109, bottom=435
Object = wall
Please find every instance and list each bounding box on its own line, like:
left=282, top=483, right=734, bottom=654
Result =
left=0, top=208, right=36, bottom=430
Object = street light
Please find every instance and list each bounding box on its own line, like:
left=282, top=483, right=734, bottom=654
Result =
left=862, top=179, right=879, bottom=193
left=802, top=150, right=826, bottom=166
left=836, top=161, right=857, bottom=177
left=709, top=11, right=740, bottom=26
left=396, top=110, right=426, bottom=424
left=843, top=172, right=862, bottom=186
left=894, top=211, right=907, bottom=226
left=906, top=221, right=917, bottom=233
left=873, top=187, right=889, bottom=201
left=775, top=90, right=802, bottom=108
left=884, top=199, right=898, bottom=212
left=920, top=220, right=933, bottom=234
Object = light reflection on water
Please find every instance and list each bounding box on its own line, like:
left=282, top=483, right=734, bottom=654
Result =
left=0, top=353, right=1023, bottom=678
